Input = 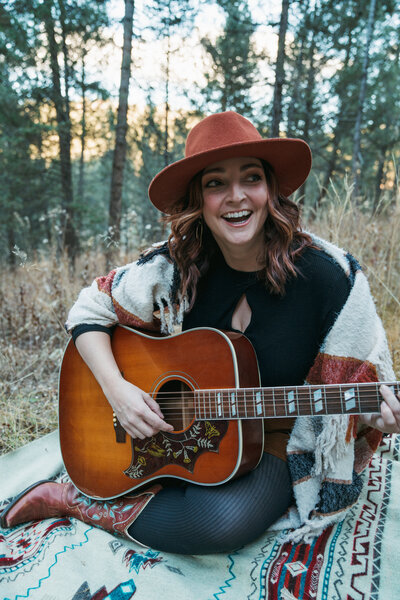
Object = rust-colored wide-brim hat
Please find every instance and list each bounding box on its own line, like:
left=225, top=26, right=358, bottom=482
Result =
left=148, top=111, right=312, bottom=214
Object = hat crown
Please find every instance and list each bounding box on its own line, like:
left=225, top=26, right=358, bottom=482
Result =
left=185, top=111, right=262, bottom=158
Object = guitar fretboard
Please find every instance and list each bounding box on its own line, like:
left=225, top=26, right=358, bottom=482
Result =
left=194, top=382, right=400, bottom=419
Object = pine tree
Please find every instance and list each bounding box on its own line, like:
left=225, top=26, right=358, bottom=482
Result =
left=200, top=0, right=259, bottom=116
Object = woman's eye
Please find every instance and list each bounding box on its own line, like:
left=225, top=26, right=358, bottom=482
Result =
left=246, top=173, right=262, bottom=182
left=203, top=178, right=222, bottom=188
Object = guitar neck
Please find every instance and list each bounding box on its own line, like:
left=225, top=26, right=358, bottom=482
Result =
left=194, top=381, right=400, bottom=420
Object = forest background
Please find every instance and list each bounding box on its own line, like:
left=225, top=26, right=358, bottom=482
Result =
left=0, top=0, right=399, bottom=454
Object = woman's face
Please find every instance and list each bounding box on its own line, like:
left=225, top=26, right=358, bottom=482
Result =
left=201, top=156, right=269, bottom=266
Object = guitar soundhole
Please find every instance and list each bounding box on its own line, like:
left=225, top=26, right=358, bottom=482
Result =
left=156, top=380, right=194, bottom=432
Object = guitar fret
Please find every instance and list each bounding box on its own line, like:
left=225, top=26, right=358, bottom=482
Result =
left=255, top=390, right=263, bottom=416
left=286, top=389, right=296, bottom=416
left=218, top=392, right=223, bottom=417
left=339, top=384, right=344, bottom=414
left=196, top=390, right=200, bottom=419
left=344, top=386, right=357, bottom=412
left=311, top=387, right=324, bottom=415
left=196, top=390, right=202, bottom=419
left=357, top=384, right=361, bottom=412
left=230, top=391, right=237, bottom=418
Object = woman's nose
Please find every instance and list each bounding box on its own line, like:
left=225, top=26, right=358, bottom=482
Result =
left=228, top=182, right=246, bottom=203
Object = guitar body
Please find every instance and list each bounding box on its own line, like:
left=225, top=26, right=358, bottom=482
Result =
left=59, top=326, right=263, bottom=499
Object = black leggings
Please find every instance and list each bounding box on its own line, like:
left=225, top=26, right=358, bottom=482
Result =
left=129, top=453, right=293, bottom=554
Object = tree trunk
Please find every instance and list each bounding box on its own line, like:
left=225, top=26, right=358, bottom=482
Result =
left=107, top=0, right=135, bottom=264
left=373, top=146, right=387, bottom=213
left=286, top=0, right=309, bottom=137
left=297, top=9, right=318, bottom=204
left=78, top=54, right=87, bottom=204
left=44, top=0, right=78, bottom=263
left=271, top=0, right=289, bottom=137
left=317, top=29, right=354, bottom=206
left=351, top=0, right=377, bottom=201
left=57, top=0, right=71, bottom=126
left=164, top=31, right=171, bottom=168
left=7, top=224, right=16, bottom=266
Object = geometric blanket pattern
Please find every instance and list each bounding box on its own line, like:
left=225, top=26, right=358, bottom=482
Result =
left=1, top=434, right=399, bottom=600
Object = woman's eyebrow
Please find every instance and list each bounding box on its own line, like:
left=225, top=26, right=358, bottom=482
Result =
left=202, top=166, right=225, bottom=176
left=202, top=162, right=262, bottom=176
left=240, top=162, right=263, bottom=171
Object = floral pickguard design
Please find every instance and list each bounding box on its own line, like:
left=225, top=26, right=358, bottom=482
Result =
left=124, top=420, right=229, bottom=478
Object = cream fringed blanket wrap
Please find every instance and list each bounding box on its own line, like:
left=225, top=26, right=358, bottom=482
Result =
left=65, top=234, right=395, bottom=541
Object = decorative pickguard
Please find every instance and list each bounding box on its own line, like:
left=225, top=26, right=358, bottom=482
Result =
left=124, top=420, right=229, bottom=478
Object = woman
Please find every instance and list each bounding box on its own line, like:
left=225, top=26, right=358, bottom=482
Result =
left=2, top=111, right=400, bottom=552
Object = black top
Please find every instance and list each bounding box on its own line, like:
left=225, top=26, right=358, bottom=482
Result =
left=72, top=246, right=351, bottom=388
left=182, top=246, right=351, bottom=387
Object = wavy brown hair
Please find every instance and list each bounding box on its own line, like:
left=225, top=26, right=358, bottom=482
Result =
left=165, top=161, right=313, bottom=307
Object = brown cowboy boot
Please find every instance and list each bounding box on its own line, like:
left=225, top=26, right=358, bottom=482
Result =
left=0, top=480, right=161, bottom=541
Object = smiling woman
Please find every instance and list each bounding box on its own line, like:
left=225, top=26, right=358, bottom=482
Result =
left=200, top=157, right=269, bottom=270
left=2, top=111, right=399, bottom=554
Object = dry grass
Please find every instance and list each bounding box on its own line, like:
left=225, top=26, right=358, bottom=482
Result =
left=306, top=187, right=400, bottom=376
left=1, top=190, right=399, bottom=455
left=0, top=250, right=107, bottom=454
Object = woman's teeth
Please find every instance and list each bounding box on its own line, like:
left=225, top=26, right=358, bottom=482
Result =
left=222, top=210, right=252, bottom=223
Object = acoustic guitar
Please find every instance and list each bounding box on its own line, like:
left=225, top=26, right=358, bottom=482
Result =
left=59, top=325, right=399, bottom=499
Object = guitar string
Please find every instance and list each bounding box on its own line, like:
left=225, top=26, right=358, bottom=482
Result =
left=148, top=391, right=390, bottom=415
left=148, top=383, right=398, bottom=397
left=150, top=387, right=397, bottom=403
left=146, top=390, right=399, bottom=417
left=148, top=388, right=398, bottom=399
left=152, top=388, right=396, bottom=400
left=110, top=384, right=399, bottom=416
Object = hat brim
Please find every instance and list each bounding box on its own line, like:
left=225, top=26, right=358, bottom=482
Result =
left=148, top=138, right=312, bottom=214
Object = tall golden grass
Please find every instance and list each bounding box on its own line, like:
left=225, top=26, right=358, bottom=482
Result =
left=1, top=191, right=399, bottom=455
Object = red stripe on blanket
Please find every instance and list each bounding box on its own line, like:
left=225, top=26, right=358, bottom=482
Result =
left=113, top=298, right=162, bottom=332
left=265, top=527, right=332, bottom=598
left=306, top=353, right=382, bottom=472
left=306, top=353, right=379, bottom=386
left=353, top=427, right=383, bottom=472
left=96, top=270, right=117, bottom=296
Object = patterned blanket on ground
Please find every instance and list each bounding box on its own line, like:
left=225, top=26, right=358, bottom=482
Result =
left=1, top=431, right=399, bottom=600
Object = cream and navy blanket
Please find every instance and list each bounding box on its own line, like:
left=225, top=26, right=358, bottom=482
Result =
left=65, top=234, right=395, bottom=541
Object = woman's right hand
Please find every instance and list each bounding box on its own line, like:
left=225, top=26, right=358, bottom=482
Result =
left=102, top=376, right=174, bottom=440
left=74, top=330, right=174, bottom=440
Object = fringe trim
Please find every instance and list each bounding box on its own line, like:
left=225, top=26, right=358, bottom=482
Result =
left=281, top=510, right=346, bottom=544
left=313, top=415, right=349, bottom=476
left=155, top=292, right=189, bottom=334
left=176, top=292, right=189, bottom=324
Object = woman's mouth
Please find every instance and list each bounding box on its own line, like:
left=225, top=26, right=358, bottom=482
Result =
left=222, top=210, right=252, bottom=225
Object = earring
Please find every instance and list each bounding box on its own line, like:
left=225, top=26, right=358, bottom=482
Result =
left=195, top=218, right=203, bottom=246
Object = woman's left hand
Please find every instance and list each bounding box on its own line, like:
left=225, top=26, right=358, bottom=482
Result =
left=358, top=384, right=400, bottom=434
